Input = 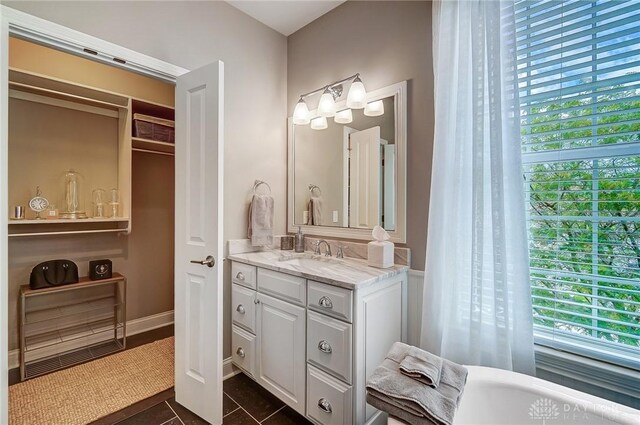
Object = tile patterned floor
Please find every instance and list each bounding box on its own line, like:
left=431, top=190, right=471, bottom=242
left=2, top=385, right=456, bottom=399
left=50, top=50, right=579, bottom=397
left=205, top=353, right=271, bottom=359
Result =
left=114, top=373, right=312, bottom=425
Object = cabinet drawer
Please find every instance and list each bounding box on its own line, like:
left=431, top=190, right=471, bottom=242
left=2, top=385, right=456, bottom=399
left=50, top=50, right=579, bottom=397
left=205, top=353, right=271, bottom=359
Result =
left=258, top=268, right=306, bottom=306
left=307, top=311, right=352, bottom=384
left=232, top=284, right=256, bottom=333
left=308, top=281, right=353, bottom=323
left=232, top=262, right=256, bottom=289
left=232, top=325, right=255, bottom=377
left=307, top=365, right=352, bottom=425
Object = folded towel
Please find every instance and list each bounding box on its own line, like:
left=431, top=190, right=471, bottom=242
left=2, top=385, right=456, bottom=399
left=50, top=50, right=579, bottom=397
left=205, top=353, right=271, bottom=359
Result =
left=386, top=342, right=443, bottom=387
left=366, top=343, right=468, bottom=425
left=248, top=194, right=274, bottom=247
left=307, top=196, right=323, bottom=225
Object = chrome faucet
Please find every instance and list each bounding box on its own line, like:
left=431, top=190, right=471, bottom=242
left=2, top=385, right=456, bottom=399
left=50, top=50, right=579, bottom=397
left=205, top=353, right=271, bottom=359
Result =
left=336, top=246, right=345, bottom=259
left=314, top=240, right=332, bottom=257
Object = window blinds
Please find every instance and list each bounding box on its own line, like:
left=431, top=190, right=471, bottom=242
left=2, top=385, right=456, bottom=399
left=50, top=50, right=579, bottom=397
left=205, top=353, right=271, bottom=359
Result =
left=516, top=0, right=640, bottom=368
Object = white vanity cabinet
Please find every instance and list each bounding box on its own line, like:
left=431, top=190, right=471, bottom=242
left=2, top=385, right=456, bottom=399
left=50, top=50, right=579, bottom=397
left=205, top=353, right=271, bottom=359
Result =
left=230, top=258, right=407, bottom=425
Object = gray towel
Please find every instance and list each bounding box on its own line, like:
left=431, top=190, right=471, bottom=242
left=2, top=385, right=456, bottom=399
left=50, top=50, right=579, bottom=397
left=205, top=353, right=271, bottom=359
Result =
left=386, top=342, right=442, bottom=387
left=248, top=194, right=274, bottom=247
left=307, top=196, right=323, bottom=225
left=366, top=343, right=468, bottom=425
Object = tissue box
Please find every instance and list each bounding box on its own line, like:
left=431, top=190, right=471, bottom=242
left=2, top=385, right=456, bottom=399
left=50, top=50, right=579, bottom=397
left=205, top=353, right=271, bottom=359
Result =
left=368, top=241, right=394, bottom=268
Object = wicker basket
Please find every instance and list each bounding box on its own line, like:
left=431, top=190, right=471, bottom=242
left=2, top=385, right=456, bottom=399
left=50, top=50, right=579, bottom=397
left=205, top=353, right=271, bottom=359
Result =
left=133, top=113, right=175, bottom=143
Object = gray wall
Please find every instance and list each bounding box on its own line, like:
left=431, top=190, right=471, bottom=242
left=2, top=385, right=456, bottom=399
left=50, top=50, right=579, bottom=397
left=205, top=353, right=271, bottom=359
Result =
left=5, top=0, right=288, bottom=358
left=288, top=1, right=434, bottom=270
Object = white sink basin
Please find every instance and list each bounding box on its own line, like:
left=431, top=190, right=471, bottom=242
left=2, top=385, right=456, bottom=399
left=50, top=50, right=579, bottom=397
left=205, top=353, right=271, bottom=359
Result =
left=277, top=253, right=343, bottom=267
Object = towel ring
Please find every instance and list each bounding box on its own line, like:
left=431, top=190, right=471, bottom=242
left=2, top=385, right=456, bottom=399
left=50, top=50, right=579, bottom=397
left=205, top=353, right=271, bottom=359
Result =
left=308, top=184, right=322, bottom=196
left=253, top=180, right=272, bottom=195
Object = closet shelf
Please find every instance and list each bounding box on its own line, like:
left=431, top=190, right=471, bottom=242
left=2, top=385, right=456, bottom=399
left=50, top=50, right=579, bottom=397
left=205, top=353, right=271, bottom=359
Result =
left=9, top=68, right=129, bottom=113
left=132, top=137, right=175, bottom=154
left=9, top=219, right=131, bottom=237
left=9, top=218, right=130, bottom=225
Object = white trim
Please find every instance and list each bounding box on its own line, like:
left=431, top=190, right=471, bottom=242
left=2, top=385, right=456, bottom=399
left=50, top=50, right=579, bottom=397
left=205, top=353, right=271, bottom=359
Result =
left=8, top=310, right=175, bottom=370
left=288, top=80, right=408, bottom=243
left=1, top=6, right=188, bottom=82
left=223, top=357, right=241, bottom=380
left=0, top=7, right=9, bottom=425
left=535, top=345, right=640, bottom=400
left=407, top=269, right=424, bottom=347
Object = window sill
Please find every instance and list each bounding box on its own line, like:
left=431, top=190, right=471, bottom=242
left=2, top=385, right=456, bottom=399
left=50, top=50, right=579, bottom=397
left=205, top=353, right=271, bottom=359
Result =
left=535, top=345, right=640, bottom=400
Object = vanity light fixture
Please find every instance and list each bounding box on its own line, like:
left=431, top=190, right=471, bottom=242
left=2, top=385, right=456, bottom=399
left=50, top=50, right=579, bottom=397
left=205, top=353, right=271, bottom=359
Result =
left=334, top=109, right=353, bottom=124
left=293, top=97, right=311, bottom=125
left=317, top=87, right=337, bottom=117
left=310, top=116, right=328, bottom=130
left=293, top=73, right=367, bottom=128
left=346, top=75, right=367, bottom=109
left=364, top=99, right=384, bottom=117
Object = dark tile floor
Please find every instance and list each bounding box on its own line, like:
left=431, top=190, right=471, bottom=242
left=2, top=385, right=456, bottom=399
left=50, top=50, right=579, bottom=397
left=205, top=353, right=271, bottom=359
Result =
left=112, top=373, right=312, bottom=425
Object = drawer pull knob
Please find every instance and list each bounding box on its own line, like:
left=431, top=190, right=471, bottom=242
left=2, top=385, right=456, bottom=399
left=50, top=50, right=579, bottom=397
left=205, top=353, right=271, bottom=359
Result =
left=318, top=398, right=332, bottom=413
left=318, top=340, right=332, bottom=354
left=236, top=272, right=245, bottom=281
left=318, top=296, right=333, bottom=309
left=236, top=304, right=245, bottom=314
left=236, top=347, right=245, bottom=358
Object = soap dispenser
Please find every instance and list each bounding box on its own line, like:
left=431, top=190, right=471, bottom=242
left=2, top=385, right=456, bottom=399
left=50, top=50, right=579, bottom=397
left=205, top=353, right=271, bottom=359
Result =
left=294, top=226, right=305, bottom=253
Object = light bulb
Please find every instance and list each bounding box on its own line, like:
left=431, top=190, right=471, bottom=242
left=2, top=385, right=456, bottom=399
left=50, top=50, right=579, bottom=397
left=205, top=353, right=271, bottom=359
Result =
left=317, top=87, right=336, bottom=117
left=334, top=109, right=353, bottom=124
left=346, top=75, right=367, bottom=109
left=292, top=97, right=310, bottom=125
left=310, top=116, right=328, bottom=130
left=364, top=99, right=384, bottom=117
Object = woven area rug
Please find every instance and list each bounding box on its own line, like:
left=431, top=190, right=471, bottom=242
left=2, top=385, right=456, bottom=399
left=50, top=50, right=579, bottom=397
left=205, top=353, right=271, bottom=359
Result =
left=9, top=336, right=174, bottom=425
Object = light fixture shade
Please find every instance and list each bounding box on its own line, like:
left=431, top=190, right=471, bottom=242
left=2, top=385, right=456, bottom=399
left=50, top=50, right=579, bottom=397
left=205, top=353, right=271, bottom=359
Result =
left=292, top=98, right=310, bottom=125
left=346, top=76, right=367, bottom=109
left=310, top=116, right=328, bottom=130
left=317, top=88, right=336, bottom=117
left=364, top=99, right=384, bottom=117
left=334, top=109, right=353, bottom=124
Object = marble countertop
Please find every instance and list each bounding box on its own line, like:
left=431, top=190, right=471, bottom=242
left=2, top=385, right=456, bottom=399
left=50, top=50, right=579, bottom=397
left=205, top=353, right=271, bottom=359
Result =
left=227, top=250, right=409, bottom=290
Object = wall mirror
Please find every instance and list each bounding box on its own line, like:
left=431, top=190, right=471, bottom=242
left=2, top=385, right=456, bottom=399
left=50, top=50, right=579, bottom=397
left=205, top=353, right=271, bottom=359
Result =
left=288, top=80, right=406, bottom=243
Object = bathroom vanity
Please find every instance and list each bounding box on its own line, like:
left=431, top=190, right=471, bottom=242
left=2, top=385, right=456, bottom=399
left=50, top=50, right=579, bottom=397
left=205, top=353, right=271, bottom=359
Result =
left=228, top=251, right=408, bottom=425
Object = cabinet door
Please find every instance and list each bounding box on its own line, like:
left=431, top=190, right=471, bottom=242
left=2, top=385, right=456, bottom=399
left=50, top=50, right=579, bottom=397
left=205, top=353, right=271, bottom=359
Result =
left=256, top=292, right=306, bottom=415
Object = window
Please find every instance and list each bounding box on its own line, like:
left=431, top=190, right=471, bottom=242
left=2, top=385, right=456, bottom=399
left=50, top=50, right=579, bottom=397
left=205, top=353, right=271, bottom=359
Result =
left=516, top=0, right=640, bottom=369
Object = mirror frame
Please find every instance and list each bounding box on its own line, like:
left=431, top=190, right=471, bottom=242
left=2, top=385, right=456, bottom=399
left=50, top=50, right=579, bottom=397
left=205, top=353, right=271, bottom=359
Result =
left=287, top=80, right=407, bottom=243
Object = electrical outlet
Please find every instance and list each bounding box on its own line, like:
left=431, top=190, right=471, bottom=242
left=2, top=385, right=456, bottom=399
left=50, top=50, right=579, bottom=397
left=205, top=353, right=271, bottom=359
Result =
left=332, top=210, right=339, bottom=223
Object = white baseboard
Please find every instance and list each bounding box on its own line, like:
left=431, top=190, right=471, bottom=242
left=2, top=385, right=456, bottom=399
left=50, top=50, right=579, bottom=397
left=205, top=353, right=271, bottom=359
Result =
left=223, top=357, right=241, bottom=380
left=9, top=310, right=174, bottom=370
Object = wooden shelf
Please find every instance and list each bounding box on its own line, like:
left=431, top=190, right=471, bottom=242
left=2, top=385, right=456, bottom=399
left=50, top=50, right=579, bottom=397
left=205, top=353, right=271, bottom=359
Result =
left=9, top=218, right=130, bottom=225
left=9, top=68, right=129, bottom=111
left=132, top=137, right=175, bottom=154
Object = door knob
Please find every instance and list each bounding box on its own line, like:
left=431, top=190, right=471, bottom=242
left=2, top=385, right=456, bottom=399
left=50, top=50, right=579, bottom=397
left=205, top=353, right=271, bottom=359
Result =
left=190, top=255, right=215, bottom=268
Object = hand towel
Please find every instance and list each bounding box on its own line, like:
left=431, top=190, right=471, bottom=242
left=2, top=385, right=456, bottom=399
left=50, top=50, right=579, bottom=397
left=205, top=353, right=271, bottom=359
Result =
left=366, top=342, right=468, bottom=425
left=307, top=196, right=323, bottom=225
left=248, top=194, right=274, bottom=247
left=385, top=343, right=443, bottom=387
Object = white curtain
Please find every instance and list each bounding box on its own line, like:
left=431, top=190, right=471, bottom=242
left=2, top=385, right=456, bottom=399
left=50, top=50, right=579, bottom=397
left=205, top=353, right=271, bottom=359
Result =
left=420, top=0, right=536, bottom=375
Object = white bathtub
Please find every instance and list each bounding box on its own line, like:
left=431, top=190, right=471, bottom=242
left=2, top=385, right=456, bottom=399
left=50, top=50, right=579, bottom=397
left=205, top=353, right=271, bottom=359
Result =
left=387, top=366, right=639, bottom=425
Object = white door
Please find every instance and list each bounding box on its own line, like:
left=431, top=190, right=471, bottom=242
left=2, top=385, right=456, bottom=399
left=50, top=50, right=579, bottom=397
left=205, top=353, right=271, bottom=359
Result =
left=349, top=126, right=381, bottom=229
left=174, top=61, right=224, bottom=425
left=256, top=293, right=306, bottom=415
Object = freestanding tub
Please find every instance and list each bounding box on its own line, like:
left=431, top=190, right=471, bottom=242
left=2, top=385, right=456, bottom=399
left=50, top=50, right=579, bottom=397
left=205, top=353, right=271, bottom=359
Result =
left=387, top=365, right=639, bottom=425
